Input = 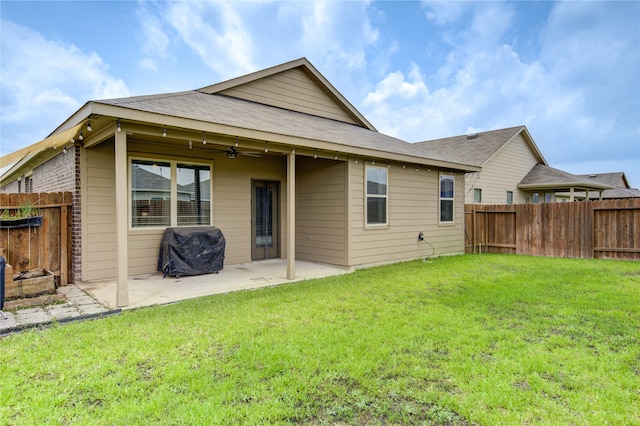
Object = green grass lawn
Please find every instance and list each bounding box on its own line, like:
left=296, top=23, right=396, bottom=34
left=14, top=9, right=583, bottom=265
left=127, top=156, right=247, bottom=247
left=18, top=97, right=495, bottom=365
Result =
left=1, top=254, right=639, bottom=425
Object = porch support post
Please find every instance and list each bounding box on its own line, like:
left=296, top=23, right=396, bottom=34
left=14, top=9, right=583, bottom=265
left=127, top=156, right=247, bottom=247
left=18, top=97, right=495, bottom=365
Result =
left=115, top=128, right=129, bottom=306
left=287, top=152, right=296, bottom=279
left=569, top=187, right=575, bottom=202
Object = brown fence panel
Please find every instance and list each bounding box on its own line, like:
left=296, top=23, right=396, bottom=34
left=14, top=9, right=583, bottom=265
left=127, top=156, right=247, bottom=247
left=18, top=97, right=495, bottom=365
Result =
left=465, top=204, right=516, bottom=254
left=0, top=192, right=73, bottom=284
left=465, top=198, right=640, bottom=260
left=593, top=198, right=640, bottom=260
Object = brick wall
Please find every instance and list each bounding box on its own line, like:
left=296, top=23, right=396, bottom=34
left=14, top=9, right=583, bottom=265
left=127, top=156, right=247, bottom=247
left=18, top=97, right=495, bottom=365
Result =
left=72, top=146, right=82, bottom=283
left=33, top=149, right=76, bottom=192
left=1, top=180, right=20, bottom=193
left=1, top=145, right=83, bottom=283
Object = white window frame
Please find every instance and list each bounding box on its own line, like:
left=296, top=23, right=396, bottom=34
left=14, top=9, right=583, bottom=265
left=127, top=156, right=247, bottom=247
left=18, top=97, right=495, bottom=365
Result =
left=473, top=188, right=482, bottom=204
left=365, top=165, right=389, bottom=227
left=506, top=191, right=514, bottom=205
left=532, top=192, right=539, bottom=204
left=129, top=157, right=212, bottom=229
left=439, top=173, right=455, bottom=224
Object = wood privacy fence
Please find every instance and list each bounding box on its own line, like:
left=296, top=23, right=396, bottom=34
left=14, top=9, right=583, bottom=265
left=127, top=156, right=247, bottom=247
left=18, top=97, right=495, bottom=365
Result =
left=465, top=198, right=640, bottom=260
left=0, top=192, right=72, bottom=284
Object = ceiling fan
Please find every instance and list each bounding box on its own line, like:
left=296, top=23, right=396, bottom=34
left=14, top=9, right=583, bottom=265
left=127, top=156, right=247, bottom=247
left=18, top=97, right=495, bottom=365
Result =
left=225, top=146, right=262, bottom=158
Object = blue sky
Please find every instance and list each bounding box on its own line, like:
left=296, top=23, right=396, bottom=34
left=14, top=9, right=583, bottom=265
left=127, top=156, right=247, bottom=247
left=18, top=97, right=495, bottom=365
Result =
left=1, top=1, right=639, bottom=187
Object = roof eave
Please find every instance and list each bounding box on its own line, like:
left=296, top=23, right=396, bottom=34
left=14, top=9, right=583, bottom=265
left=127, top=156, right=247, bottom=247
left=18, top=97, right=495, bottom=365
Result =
left=90, top=105, right=480, bottom=172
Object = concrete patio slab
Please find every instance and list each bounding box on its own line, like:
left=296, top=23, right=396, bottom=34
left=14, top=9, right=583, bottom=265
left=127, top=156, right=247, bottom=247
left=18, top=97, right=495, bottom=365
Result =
left=77, top=260, right=352, bottom=310
left=1, top=284, right=117, bottom=336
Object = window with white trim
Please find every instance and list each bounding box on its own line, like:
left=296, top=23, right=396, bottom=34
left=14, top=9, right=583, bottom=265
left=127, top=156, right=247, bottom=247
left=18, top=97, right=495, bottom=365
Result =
left=440, top=174, right=454, bottom=223
left=131, top=159, right=211, bottom=228
left=366, top=166, right=388, bottom=225
left=473, top=188, right=482, bottom=204
left=506, top=191, right=513, bottom=205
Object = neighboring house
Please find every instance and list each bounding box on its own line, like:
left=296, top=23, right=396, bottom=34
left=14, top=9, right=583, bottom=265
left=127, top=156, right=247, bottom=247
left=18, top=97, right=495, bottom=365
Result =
left=415, top=126, right=612, bottom=204
left=0, top=58, right=479, bottom=307
left=556, top=172, right=640, bottom=200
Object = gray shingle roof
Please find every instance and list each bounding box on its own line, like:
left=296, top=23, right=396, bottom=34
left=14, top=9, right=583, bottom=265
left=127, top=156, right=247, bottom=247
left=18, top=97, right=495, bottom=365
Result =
left=595, top=187, right=640, bottom=199
left=96, top=91, right=478, bottom=169
left=413, top=126, right=530, bottom=167
left=576, top=172, right=628, bottom=188
left=518, top=163, right=612, bottom=190
left=560, top=172, right=640, bottom=198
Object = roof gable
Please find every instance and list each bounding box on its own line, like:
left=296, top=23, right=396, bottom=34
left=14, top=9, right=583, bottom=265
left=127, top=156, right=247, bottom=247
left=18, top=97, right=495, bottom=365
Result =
left=198, top=58, right=376, bottom=131
left=414, top=125, right=546, bottom=167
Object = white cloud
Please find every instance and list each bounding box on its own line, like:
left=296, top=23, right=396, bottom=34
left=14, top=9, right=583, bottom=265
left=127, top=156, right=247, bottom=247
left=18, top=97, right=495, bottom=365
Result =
left=137, top=2, right=171, bottom=58
left=0, top=19, right=130, bottom=154
left=164, top=2, right=257, bottom=79
left=421, top=1, right=467, bottom=25
left=138, top=58, right=158, bottom=71
left=363, top=43, right=547, bottom=142
left=133, top=1, right=381, bottom=99
left=364, top=0, right=639, bottom=189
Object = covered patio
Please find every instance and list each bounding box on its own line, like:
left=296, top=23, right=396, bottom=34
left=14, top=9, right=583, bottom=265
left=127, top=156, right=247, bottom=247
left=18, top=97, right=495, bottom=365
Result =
left=77, top=260, right=351, bottom=310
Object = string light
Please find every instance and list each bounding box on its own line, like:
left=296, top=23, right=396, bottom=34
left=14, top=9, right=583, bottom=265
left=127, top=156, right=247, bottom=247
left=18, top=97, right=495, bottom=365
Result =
left=264, top=141, right=268, bottom=153
left=403, top=164, right=406, bottom=169
left=162, top=126, right=167, bottom=137
left=116, top=119, right=121, bottom=132
left=355, top=156, right=358, bottom=164
left=387, top=161, right=391, bottom=168
left=87, top=121, right=92, bottom=132
left=314, top=149, right=317, bottom=159
left=292, top=146, right=295, bottom=154
left=79, top=132, right=84, bottom=141
left=188, top=140, right=192, bottom=149
left=235, top=136, right=239, bottom=147
left=372, top=159, right=375, bottom=165
left=334, top=152, right=338, bottom=160
left=202, top=133, right=207, bottom=145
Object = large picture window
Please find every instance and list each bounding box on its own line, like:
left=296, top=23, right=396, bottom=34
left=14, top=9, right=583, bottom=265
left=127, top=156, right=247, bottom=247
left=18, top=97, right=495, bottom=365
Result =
left=131, top=159, right=211, bottom=228
left=366, top=166, right=388, bottom=225
left=440, top=174, right=454, bottom=223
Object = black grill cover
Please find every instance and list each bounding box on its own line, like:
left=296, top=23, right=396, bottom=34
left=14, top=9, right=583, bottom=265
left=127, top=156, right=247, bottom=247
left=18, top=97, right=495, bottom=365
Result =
left=158, top=226, right=226, bottom=278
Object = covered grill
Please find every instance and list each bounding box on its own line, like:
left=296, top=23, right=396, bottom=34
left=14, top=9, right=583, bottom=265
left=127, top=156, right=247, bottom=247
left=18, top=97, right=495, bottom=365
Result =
left=158, top=226, right=226, bottom=278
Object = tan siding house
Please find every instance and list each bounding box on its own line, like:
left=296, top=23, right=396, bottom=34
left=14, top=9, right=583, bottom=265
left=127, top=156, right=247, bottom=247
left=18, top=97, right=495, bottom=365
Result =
left=465, top=132, right=541, bottom=204
left=416, top=126, right=611, bottom=204
left=1, top=58, right=479, bottom=306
